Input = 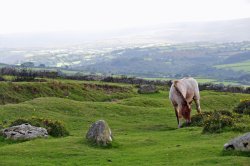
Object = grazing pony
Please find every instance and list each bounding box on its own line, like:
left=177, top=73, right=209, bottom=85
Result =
left=169, top=77, right=201, bottom=128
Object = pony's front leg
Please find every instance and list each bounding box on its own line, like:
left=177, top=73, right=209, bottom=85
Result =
left=174, top=107, right=182, bottom=128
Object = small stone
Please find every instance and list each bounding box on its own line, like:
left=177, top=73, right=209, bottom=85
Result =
left=86, top=120, right=112, bottom=146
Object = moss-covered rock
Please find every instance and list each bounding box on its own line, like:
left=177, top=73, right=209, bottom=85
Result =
left=86, top=120, right=113, bottom=146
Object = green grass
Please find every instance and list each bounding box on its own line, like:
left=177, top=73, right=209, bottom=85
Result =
left=0, top=80, right=250, bottom=165
left=215, top=61, right=250, bottom=73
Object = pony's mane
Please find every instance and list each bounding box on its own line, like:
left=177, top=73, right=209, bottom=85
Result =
left=173, top=80, right=188, bottom=106
left=173, top=80, right=190, bottom=119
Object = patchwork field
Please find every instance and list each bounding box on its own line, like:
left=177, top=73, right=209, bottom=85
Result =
left=0, top=80, right=250, bottom=165
left=215, top=61, right=250, bottom=73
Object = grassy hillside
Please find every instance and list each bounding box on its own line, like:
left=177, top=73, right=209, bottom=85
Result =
left=0, top=80, right=134, bottom=104
left=0, top=80, right=250, bottom=165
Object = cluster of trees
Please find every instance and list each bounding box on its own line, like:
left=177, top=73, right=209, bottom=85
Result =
left=20, top=62, right=46, bottom=68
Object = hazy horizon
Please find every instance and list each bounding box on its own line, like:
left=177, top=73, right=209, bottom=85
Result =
left=1, top=0, right=250, bottom=35
left=1, top=0, right=250, bottom=52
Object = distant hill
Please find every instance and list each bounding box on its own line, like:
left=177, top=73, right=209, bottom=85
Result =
left=0, top=63, right=8, bottom=68
left=74, top=42, right=250, bottom=79
left=1, top=41, right=250, bottom=83
left=153, top=18, right=250, bottom=43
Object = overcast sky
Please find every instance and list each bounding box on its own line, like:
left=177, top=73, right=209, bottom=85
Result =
left=0, top=0, right=250, bottom=35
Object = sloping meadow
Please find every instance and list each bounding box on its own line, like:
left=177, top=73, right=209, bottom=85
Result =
left=0, top=80, right=250, bottom=165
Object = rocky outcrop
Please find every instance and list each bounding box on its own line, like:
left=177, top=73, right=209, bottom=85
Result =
left=1, top=123, right=48, bottom=141
left=138, top=84, right=158, bottom=94
left=86, top=120, right=112, bottom=146
left=224, top=132, right=250, bottom=151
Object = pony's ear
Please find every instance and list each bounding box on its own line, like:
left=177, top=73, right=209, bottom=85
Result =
left=173, top=80, right=178, bottom=85
left=171, top=80, right=178, bottom=84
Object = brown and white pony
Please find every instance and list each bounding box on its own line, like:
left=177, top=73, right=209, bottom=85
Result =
left=169, top=77, right=201, bottom=128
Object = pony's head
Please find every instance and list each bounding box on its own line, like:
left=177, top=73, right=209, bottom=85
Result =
left=181, top=102, right=191, bottom=123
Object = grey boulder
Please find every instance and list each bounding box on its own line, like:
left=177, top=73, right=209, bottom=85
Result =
left=1, top=123, right=48, bottom=141
left=224, top=132, right=250, bottom=151
left=86, top=120, right=112, bottom=146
